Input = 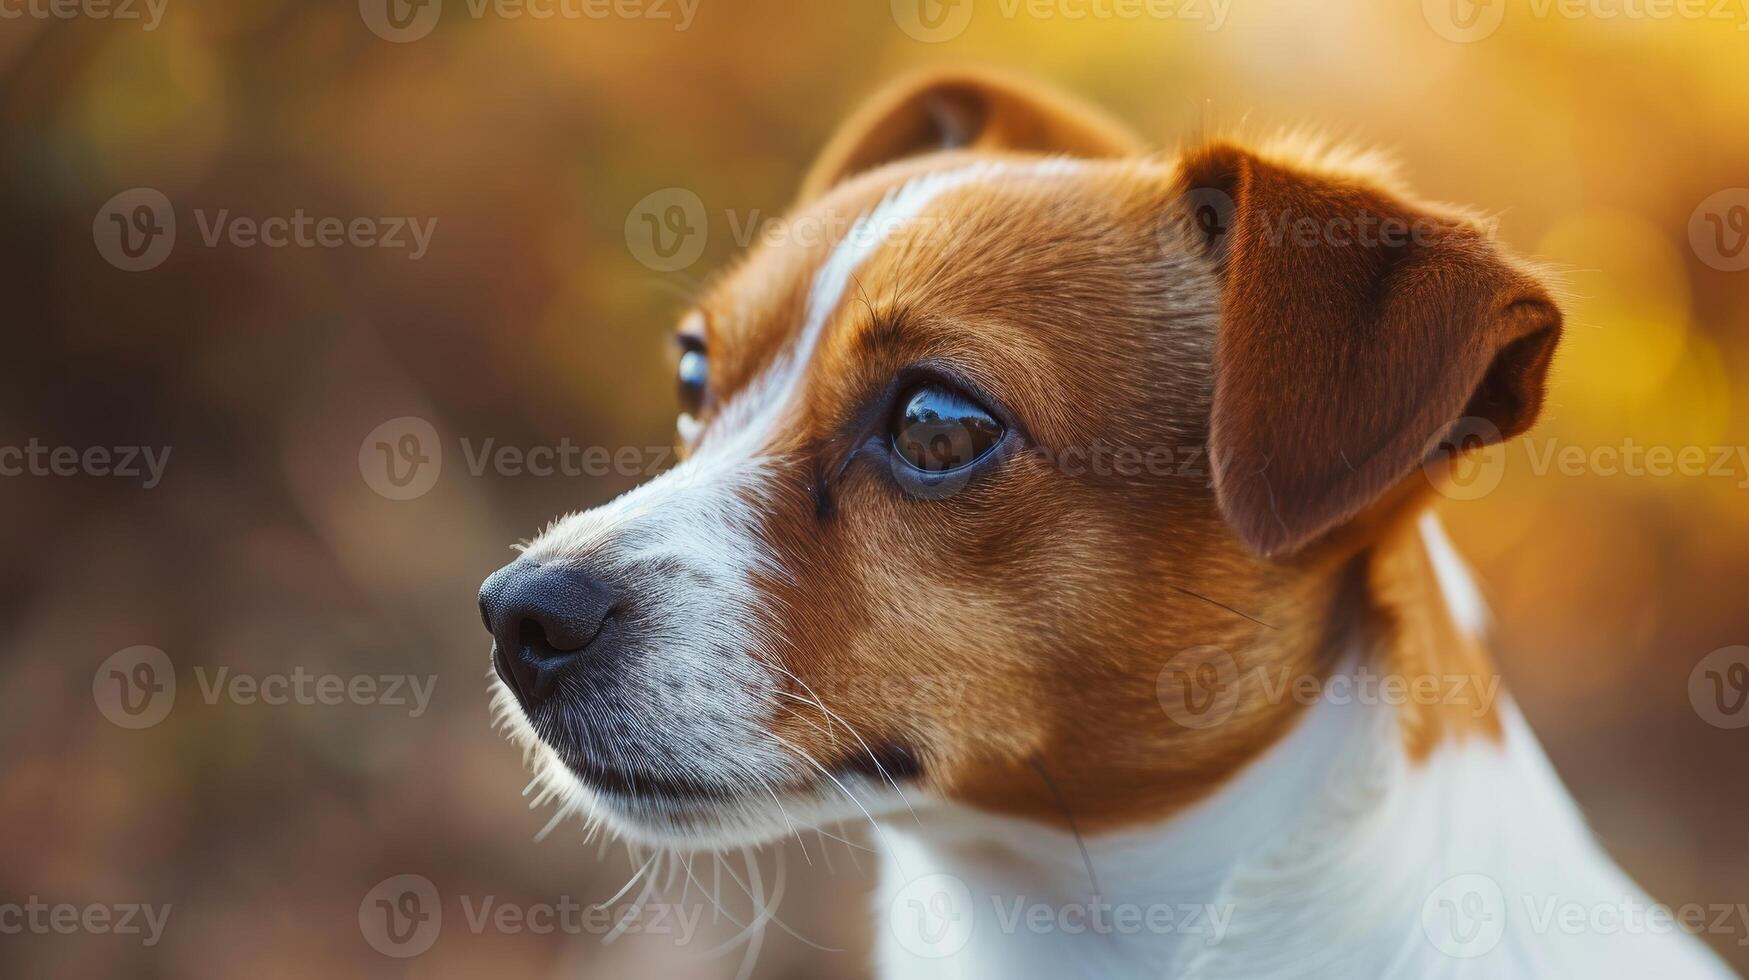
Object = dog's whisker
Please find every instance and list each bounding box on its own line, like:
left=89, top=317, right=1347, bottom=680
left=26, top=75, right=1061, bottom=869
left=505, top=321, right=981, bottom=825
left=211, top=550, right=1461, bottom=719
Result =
left=765, top=731, right=902, bottom=874
left=761, top=659, right=925, bottom=829
left=704, top=844, right=842, bottom=964
left=531, top=806, right=569, bottom=843
left=814, top=827, right=835, bottom=876
left=595, top=847, right=659, bottom=912
left=678, top=851, right=749, bottom=931
left=730, top=848, right=766, bottom=980
left=660, top=845, right=684, bottom=893
left=603, top=848, right=664, bottom=945
left=759, top=780, right=812, bottom=867
left=809, top=821, right=873, bottom=854
left=835, top=820, right=866, bottom=876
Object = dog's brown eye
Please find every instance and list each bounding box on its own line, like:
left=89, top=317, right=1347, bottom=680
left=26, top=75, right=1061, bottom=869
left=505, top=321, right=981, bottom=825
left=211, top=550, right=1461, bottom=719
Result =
left=892, top=384, right=1003, bottom=474
left=677, top=347, right=708, bottom=412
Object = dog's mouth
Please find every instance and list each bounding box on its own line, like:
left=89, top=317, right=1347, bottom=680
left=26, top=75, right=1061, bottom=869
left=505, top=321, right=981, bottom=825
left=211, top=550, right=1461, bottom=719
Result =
left=556, top=739, right=923, bottom=803
left=530, top=727, right=926, bottom=845
left=558, top=750, right=745, bottom=803
left=491, top=662, right=926, bottom=845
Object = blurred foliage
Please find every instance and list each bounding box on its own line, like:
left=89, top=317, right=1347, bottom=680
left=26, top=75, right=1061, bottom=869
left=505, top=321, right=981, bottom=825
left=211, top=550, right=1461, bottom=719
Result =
left=2, top=1, right=1746, bottom=976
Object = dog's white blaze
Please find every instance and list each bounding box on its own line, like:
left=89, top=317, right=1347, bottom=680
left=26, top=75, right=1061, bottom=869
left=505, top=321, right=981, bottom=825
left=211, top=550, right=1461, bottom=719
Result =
left=721, top=157, right=1087, bottom=451
left=1419, top=511, right=1488, bottom=636
left=507, top=159, right=1085, bottom=844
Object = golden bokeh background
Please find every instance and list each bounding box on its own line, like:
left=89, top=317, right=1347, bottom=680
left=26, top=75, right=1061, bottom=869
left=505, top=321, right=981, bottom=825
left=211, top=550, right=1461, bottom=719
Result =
left=2, top=0, right=1747, bottom=975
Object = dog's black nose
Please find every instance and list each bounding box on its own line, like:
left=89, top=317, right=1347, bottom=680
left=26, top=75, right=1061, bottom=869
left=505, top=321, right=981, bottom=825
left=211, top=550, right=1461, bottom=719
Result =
left=479, top=560, right=618, bottom=710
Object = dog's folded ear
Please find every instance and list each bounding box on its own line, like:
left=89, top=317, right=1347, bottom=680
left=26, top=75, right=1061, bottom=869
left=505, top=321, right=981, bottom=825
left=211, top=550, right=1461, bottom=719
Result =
left=798, top=67, right=1142, bottom=201
left=1178, top=142, right=1563, bottom=559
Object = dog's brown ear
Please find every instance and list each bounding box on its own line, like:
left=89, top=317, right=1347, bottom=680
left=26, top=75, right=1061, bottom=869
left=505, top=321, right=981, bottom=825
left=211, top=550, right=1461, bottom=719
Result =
left=1179, top=142, right=1562, bottom=559
left=799, top=68, right=1142, bottom=201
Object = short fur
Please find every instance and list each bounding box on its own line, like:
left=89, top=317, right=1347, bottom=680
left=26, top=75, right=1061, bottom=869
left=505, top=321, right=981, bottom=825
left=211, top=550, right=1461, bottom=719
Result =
left=487, top=69, right=1736, bottom=979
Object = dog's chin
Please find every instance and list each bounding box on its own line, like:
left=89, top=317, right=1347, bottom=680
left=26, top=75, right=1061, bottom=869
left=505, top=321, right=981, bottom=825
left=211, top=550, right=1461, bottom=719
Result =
left=490, top=679, right=922, bottom=851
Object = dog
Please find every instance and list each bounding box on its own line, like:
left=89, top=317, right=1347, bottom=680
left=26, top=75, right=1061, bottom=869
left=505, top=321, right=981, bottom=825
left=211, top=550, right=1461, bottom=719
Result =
left=479, top=68, right=1738, bottom=979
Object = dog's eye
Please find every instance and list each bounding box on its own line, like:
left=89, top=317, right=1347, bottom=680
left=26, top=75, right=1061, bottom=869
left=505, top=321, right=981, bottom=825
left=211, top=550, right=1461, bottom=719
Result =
left=677, top=346, right=708, bottom=412
left=892, top=384, right=1003, bottom=473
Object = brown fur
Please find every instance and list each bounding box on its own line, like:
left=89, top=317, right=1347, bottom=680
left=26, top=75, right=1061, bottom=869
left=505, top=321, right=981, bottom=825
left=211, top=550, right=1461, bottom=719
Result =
left=678, top=71, right=1557, bottom=833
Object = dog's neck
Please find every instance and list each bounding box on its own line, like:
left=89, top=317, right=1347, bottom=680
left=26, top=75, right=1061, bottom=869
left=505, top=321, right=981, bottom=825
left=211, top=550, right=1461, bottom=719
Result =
left=873, top=514, right=1728, bottom=979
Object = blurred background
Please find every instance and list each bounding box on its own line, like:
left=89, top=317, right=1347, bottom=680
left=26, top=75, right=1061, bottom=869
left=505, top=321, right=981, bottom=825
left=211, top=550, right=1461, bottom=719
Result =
left=2, top=0, right=1747, bottom=976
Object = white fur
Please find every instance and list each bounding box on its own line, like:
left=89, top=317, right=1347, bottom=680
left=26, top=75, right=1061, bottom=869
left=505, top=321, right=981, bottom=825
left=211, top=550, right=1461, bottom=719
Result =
left=1420, top=511, right=1488, bottom=637
left=874, top=524, right=1737, bottom=980
left=501, top=160, right=1086, bottom=848
left=495, top=154, right=1735, bottom=975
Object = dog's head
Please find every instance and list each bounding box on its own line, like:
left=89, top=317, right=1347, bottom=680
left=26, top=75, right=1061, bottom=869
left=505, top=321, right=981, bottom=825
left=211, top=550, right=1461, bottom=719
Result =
left=481, top=69, right=1561, bottom=847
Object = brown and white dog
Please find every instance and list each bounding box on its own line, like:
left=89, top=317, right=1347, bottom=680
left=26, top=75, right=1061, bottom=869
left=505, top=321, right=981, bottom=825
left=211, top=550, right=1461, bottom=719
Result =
left=479, top=69, right=1737, bottom=979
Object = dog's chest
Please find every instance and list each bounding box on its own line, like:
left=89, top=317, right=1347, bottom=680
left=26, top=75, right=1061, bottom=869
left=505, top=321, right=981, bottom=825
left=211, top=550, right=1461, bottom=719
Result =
left=870, top=696, right=1736, bottom=980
